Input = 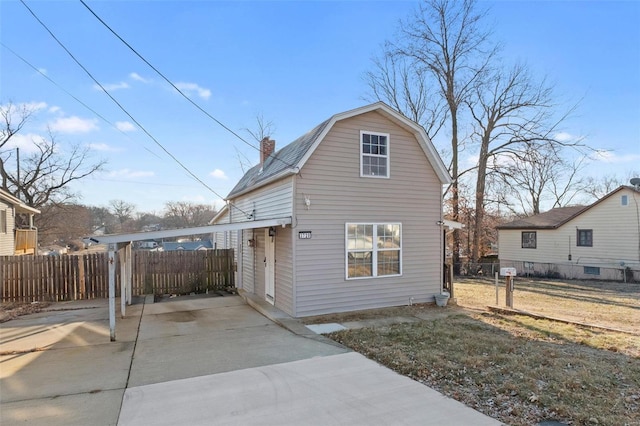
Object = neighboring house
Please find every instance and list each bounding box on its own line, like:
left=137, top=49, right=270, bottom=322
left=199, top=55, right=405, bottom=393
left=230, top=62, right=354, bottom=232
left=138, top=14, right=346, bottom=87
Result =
left=497, top=185, right=640, bottom=281
left=162, top=240, right=213, bottom=251
left=212, top=102, right=451, bottom=317
left=0, top=189, right=40, bottom=256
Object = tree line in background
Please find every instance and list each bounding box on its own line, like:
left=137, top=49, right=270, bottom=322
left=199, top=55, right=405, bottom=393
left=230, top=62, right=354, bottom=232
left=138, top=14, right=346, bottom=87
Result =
left=41, top=200, right=217, bottom=248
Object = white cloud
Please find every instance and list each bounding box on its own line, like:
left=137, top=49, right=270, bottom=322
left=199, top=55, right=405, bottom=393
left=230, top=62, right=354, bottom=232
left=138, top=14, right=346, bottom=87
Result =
left=37, top=68, right=47, bottom=75
left=108, top=169, right=155, bottom=178
left=2, top=133, right=45, bottom=153
left=94, top=81, right=130, bottom=91
left=592, top=149, right=640, bottom=164
left=554, top=132, right=584, bottom=143
left=129, top=72, right=150, bottom=83
left=175, top=82, right=211, bottom=100
left=48, top=106, right=61, bottom=114
left=49, top=116, right=98, bottom=133
left=88, top=143, right=120, bottom=152
left=115, top=121, right=136, bottom=132
left=209, top=169, right=228, bottom=180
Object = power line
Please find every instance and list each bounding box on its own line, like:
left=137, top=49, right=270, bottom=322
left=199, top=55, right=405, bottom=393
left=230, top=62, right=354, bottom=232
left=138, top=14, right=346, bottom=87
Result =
left=0, top=41, right=163, bottom=161
left=78, top=0, right=298, bottom=171
left=19, top=0, right=253, bottom=218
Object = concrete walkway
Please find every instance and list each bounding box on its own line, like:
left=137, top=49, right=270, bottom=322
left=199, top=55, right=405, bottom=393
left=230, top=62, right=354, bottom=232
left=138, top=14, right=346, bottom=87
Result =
left=1, top=294, right=501, bottom=426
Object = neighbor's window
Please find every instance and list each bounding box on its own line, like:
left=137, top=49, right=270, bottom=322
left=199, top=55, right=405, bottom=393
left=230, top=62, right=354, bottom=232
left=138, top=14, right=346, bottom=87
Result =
left=584, top=266, right=600, bottom=275
left=521, top=231, right=537, bottom=249
left=360, top=131, right=389, bottom=178
left=621, top=195, right=628, bottom=206
left=577, top=229, right=593, bottom=247
left=346, top=223, right=401, bottom=279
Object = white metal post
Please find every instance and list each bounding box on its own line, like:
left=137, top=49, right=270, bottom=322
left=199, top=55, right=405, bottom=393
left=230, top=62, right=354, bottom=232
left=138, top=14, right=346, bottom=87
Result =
left=119, top=245, right=126, bottom=318
left=126, top=242, right=132, bottom=305
left=108, top=243, right=116, bottom=341
left=495, top=272, right=499, bottom=305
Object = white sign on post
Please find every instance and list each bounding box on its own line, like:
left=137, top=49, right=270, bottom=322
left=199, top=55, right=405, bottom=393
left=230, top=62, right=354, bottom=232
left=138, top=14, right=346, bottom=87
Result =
left=500, top=267, right=517, bottom=277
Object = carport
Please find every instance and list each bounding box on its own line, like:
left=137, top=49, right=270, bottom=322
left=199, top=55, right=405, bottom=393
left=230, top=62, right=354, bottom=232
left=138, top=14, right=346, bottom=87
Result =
left=88, top=217, right=291, bottom=341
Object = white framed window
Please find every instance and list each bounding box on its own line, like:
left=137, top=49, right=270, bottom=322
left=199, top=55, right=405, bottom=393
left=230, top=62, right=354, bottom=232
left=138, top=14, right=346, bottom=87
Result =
left=346, top=223, right=401, bottom=279
left=621, top=195, right=628, bottom=206
left=360, top=131, right=389, bottom=178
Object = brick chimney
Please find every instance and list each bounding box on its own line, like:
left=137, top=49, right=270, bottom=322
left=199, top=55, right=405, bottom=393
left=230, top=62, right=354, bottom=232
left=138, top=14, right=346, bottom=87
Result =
left=260, top=137, right=276, bottom=164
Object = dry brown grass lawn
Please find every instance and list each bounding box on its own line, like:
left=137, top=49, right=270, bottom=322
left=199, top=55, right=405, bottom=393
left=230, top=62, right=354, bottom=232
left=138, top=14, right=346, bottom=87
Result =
left=455, top=277, right=640, bottom=334
left=312, top=278, right=640, bottom=426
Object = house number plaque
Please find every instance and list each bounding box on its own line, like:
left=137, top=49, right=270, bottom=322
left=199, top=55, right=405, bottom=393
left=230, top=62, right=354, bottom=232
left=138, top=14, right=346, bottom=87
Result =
left=298, top=231, right=312, bottom=239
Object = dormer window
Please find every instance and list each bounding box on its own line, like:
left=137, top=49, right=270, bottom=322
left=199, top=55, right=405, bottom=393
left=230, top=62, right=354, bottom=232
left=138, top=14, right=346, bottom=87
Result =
left=360, top=131, right=389, bottom=178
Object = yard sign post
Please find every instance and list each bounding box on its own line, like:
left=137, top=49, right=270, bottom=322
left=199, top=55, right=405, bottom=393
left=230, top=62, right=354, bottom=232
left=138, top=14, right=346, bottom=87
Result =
left=500, top=267, right=516, bottom=308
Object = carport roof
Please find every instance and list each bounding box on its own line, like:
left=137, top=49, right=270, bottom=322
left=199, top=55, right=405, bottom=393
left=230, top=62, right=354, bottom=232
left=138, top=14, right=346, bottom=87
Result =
left=88, top=217, right=291, bottom=245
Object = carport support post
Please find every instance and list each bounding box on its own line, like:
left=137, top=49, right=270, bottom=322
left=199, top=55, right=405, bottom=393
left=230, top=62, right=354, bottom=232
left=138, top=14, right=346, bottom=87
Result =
left=108, top=243, right=117, bottom=341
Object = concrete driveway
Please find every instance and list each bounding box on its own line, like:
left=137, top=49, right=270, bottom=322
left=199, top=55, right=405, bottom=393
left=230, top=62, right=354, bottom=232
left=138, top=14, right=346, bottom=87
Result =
left=1, top=294, right=500, bottom=426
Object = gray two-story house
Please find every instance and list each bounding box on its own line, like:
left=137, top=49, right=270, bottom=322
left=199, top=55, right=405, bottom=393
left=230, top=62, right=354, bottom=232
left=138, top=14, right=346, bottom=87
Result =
left=212, top=102, right=451, bottom=317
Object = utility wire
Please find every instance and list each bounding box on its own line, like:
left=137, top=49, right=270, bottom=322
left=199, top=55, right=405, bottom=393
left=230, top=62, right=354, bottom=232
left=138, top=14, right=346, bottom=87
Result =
left=20, top=0, right=253, bottom=217
left=0, top=41, right=163, bottom=160
left=78, top=0, right=298, bottom=171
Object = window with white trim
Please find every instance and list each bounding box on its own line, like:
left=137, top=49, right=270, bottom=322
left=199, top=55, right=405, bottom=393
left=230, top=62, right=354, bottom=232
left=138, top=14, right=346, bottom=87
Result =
left=360, top=131, right=389, bottom=178
left=346, top=223, right=401, bottom=279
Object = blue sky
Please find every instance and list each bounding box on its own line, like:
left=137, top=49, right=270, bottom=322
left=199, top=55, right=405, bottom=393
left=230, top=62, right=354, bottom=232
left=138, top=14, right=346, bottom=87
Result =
left=1, top=0, right=639, bottom=214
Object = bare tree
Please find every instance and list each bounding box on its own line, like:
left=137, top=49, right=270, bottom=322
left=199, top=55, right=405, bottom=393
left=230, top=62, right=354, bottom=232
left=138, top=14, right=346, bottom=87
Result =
left=109, top=199, right=136, bottom=231
left=465, top=61, right=584, bottom=261
left=388, top=0, right=496, bottom=271
left=364, top=50, right=447, bottom=139
left=162, top=201, right=217, bottom=230
left=493, top=145, right=588, bottom=215
left=243, top=113, right=276, bottom=144
left=0, top=101, right=105, bottom=209
left=582, top=173, right=639, bottom=201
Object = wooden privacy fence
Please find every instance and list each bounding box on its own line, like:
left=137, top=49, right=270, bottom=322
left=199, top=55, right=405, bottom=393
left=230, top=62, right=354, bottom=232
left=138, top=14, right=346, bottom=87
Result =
left=1, top=249, right=234, bottom=303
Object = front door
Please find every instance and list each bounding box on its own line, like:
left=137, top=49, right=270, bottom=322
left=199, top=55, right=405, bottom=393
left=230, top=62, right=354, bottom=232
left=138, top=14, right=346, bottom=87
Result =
left=264, top=228, right=275, bottom=304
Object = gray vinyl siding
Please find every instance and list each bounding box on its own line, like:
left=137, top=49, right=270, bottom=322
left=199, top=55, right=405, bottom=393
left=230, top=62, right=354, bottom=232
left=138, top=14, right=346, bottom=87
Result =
left=293, top=110, right=443, bottom=317
left=0, top=200, right=14, bottom=256
left=241, top=229, right=256, bottom=293
left=228, top=179, right=293, bottom=223
left=274, top=226, right=294, bottom=315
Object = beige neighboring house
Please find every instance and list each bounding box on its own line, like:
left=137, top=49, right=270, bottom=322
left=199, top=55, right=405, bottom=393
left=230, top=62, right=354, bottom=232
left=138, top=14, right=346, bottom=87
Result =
left=0, top=189, right=40, bottom=256
left=212, top=102, right=451, bottom=317
left=497, top=185, right=640, bottom=281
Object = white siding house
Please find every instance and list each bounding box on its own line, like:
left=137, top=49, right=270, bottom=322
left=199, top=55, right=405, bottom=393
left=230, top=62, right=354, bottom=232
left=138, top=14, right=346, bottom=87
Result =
left=0, top=189, right=40, bottom=256
left=497, top=186, right=640, bottom=281
left=212, top=102, right=451, bottom=317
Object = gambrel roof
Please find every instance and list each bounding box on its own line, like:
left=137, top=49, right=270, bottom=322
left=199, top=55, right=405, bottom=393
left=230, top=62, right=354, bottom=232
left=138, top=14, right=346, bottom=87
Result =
left=227, top=102, right=451, bottom=199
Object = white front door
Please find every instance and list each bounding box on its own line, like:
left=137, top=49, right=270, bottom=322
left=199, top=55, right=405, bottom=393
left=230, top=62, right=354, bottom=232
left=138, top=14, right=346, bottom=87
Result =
left=264, top=228, right=275, bottom=304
